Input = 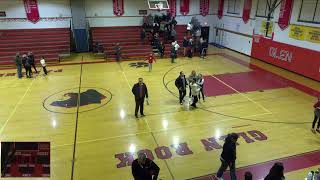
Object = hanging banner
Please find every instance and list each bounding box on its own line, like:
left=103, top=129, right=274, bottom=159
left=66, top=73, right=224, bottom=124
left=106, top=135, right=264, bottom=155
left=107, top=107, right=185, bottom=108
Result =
left=242, top=0, right=252, bottom=24
left=23, top=0, right=40, bottom=24
left=167, top=0, right=177, bottom=17
left=113, top=0, right=124, bottom=16
left=217, top=0, right=224, bottom=19
left=278, top=0, right=293, bottom=30
left=180, top=0, right=190, bottom=15
left=200, top=0, right=210, bottom=17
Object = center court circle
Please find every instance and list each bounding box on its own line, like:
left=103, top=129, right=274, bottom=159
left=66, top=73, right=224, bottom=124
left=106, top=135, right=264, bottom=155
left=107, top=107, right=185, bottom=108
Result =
left=43, top=87, right=112, bottom=114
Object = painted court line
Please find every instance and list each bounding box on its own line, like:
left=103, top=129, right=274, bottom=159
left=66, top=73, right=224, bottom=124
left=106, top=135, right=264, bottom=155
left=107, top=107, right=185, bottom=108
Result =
left=0, top=78, right=36, bottom=136
left=51, top=112, right=271, bottom=149
left=208, top=72, right=272, bottom=114
left=190, top=149, right=320, bottom=180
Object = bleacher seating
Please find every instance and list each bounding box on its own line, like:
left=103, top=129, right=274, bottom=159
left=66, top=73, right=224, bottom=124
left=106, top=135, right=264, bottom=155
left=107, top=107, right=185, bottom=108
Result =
left=0, top=28, right=70, bottom=67
left=91, top=25, right=187, bottom=60
left=91, top=26, right=153, bottom=59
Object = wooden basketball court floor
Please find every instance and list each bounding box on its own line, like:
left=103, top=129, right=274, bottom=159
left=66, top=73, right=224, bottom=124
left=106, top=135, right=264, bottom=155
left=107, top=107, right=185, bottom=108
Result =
left=0, top=46, right=319, bottom=180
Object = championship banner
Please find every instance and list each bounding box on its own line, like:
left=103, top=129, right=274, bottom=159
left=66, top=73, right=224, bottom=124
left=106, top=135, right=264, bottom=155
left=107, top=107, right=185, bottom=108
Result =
left=23, top=0, right=40, bottom=24
left=180, top=0, right=190, bottom=15
left=278, top=0, right=293, bottom=30
left=217, top=0, right=224, bottom=19
left=200, top=0, right=210, bottom=17
left=242, top=0, right=252, bottom=24
left=167, top=0, right=177, bottom=17
left=113, top=0, right=124, bottom=16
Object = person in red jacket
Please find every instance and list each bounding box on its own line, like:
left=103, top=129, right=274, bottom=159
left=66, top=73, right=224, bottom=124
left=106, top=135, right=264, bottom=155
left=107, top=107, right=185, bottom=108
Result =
left=146, top=53, right=156, bottom=72
left=312, top=97, right=320, bottom=133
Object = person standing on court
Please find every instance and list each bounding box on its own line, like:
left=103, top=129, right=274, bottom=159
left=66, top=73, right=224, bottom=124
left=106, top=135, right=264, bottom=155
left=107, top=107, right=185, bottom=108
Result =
left=170, top=42, right=176, bottom=63
left=14, top=53, right=22, bottom=79
left=40, top=56, right=48, bottom=75
left=145, top=53, right=156, bottom=72
left=197, top=74, right=205, bottom=102
left=22, top=54, right=28, bottom=77
left=215, top=133, right=239, bottom=180
left=132, top=152, right=160, bottom=180
left=183, top=36, right=189, bottom=56
left=311, top=97, right=320, bottom=133
left=175, top=71, right=188, bottom=105
left=132, top=78, right=148, bottom=118
left=25, top=55, right=32, bottom=78
left=115, top=43, right=121, bottom=62
left=28, top=52, right=38, bottom=73
left=188, top=70, right=197, bottom=97
left=190, top=79, right=200, bottom=108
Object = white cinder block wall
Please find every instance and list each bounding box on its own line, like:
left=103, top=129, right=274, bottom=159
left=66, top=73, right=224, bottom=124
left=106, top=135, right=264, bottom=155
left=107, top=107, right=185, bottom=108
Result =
left=0, top=0, right=71, bottom=29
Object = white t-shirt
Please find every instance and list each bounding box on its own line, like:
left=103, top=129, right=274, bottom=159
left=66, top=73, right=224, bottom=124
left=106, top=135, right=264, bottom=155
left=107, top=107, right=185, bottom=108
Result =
left=174, top=43, right=180, bottom=51
left=40, top=58, right=46, bottom=67
left=187, top=23, right=193, bottom=30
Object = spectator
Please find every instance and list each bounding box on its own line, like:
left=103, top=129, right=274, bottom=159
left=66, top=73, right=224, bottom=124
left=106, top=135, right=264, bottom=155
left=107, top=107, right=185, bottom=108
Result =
left=175, top=71, right=188, bottom=105
left=145, top=53, right=156, bottom=72
left=171, top=28, right=177, bottom=41
left=140, top=29, right=146, bottom=44
left=132, top=78, right=149, bottom=118
left=312, top=97, right=320, bottom=133
left=190, top=79, right=200, bottom=108
left=245, top=172, right=253, bottom=180
left=264, top=162, right=285, bottom=180
left=14, top=53, right=22, bottom=79
left=158, top=42, right=165, bottom=58
left=215, top=133, right=239, bottom=180
left=183, top=36, right=189, bottom=56
left=25, top=55, right=32, bottom=78
left=21, top=54, right=28, bottom=78
left=40, top=56, right=48, bottom=75
left=28, top=52, right=38, bottom=73
left=188, top=70, right=197, bottom=97
left=187, top=22, right=193, bottom=34
left=170, top=42, right=176, bottom=63
left=187, top=38, right=194, bottom=58
left=170, top=17, right=177, bottom=29
left=131, top=152, right=159, bottom=180
left=200, top=37, right=208, bottom=58
left=115, top=43, right=121, bottom=62
left=197, top=74, right=205, bottom=102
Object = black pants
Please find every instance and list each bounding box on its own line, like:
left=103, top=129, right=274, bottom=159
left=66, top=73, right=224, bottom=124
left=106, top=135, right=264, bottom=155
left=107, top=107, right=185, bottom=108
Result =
left=25, top=66, right=32, bottom=78
left=216, top=159, right=236, bottom=180
left=198, top=86, right=205, bottom=100
left=31, top=63, right=38, bottom=73
left=43, top=66, right=48, bottom=75
left=312, top=114, right=320, bottom=129
left=135, top=98, right=144, bottom=116
left=191, top=95, right=198, bottom=107
left=179, top=89, right=186, bottom=103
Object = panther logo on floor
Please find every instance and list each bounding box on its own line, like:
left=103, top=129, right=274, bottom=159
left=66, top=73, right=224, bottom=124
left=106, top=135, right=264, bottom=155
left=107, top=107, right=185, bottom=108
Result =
left=129, top=62, right=149, bottom=68
left=50, top=89, right=106, bottom=108
left=43, top=87, right=112, bottom=114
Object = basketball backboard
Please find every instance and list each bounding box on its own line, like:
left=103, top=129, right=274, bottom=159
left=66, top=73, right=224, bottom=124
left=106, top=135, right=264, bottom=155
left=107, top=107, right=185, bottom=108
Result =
left=148, top=0, right=169, bottom=10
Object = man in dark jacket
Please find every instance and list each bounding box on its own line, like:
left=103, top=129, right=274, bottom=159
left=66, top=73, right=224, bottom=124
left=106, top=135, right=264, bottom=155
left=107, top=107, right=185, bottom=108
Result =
left=132, top=153, right=160, bottom=180
left=132, top=78, right=148, bottom=118
left=28, top=52, right=38, bottom=73
left=175, top=71, right=188, bottom=105
left=25, top=55, right=32, bottom=78
left=14, top=53, right=22, bottom=79
left=215, top=133, right=239, bottom=180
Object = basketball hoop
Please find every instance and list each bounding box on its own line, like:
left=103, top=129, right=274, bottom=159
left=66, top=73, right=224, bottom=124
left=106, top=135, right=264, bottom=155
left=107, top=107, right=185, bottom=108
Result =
left=156, top=2, right=164, bottom=11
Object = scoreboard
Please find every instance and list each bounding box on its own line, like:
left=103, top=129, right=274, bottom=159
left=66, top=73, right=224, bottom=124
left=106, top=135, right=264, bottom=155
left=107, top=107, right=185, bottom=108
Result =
left=2, top=142, right=50, bottom=177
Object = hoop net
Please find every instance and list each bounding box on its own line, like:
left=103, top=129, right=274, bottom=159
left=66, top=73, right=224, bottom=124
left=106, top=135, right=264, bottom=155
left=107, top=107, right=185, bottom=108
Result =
left=156, top=2, right=164, bottom=11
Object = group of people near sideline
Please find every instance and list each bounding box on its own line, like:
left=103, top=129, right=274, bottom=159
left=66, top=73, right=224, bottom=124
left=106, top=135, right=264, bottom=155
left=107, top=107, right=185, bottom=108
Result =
left=14, top=52, right=48, bottom=78
left=175, top=70, right=205, bottom=108
left=131, top=132, right=286, bottom=180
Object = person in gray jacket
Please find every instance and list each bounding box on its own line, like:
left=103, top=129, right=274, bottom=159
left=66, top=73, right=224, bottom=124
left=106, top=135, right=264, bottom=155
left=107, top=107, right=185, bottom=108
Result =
left=14, top=53, right=22, bottom=79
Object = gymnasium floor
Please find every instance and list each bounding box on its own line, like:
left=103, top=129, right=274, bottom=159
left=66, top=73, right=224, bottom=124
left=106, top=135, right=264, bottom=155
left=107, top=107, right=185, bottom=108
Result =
left=0, top=46, right=319, bottom=180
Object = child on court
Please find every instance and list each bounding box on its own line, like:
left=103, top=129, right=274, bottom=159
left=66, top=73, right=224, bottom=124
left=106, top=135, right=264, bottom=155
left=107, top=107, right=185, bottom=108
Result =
left=312, top=97, right=320, bottom=133
left=146, top=53, right=156, bottom=72
left=40, top=56, right=48, bottom=75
